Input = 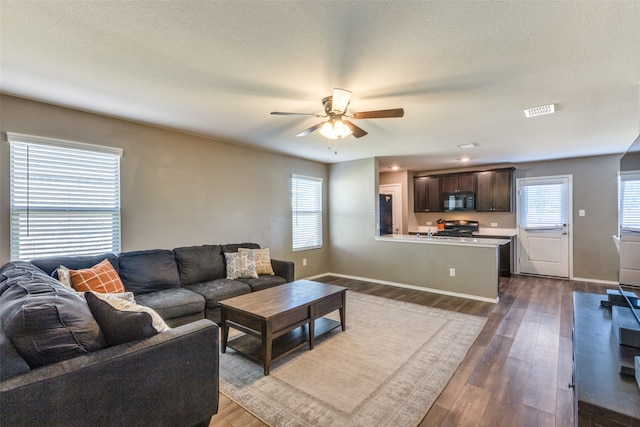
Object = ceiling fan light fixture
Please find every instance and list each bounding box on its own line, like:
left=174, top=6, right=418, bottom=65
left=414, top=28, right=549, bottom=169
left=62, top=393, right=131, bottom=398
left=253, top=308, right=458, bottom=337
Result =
left=319, top=119, right=352, bottom=139
left=332, top=88, right=352, bottom=113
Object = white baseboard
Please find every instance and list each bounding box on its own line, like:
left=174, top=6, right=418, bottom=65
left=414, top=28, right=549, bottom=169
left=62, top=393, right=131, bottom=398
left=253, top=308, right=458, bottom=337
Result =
left=571, top=277, right=619, bottom=286
left=303, top=272, right=499, bottom=304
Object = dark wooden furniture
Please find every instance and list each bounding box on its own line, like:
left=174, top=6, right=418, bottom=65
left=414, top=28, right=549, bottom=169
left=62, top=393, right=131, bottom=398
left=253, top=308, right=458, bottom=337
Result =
left=572, top=292, right=640, bottom=426
left=441, top=172, right=475, bottom=193
left=475, top=168, right=513, bottom=212
left=219, top=280, right=347, bottom=375
left=413, top=176, right=441, bottom=212
left=473, top=235, right=512, bottom=277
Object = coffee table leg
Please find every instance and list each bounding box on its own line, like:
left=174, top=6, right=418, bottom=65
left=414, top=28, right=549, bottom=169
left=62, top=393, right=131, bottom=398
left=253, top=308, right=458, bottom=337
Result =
left=221, top=307, right=229, bottom=353
left=262, top=321, right=272, bottom=376
left=340, top=291, right=346, bottom=331
left=309, top=305, right=316, bottom=350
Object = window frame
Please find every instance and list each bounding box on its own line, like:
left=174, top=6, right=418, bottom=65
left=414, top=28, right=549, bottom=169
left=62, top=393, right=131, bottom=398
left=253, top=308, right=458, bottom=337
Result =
left=8, top=132, right=123, bottom=260
left=619, top=171, right=640, bottom=233
left=291, top=174, right=323, bottom=252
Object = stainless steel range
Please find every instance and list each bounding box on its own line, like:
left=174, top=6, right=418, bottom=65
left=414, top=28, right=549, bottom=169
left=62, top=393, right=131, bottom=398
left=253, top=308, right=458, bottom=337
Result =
left=434, top=220, right=479, bottom=238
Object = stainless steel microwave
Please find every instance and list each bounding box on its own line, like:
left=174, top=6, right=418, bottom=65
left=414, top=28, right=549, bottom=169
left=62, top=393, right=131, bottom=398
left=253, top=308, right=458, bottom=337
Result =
left=442, top=192, right=475, bottom=211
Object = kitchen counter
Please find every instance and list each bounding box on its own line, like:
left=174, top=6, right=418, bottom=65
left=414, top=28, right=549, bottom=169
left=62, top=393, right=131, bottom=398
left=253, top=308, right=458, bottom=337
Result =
left=377, top=234, right=510, bottom=247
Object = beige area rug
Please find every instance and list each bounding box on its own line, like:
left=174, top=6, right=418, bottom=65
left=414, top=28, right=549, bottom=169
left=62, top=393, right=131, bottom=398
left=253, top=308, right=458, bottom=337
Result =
left=219, top=291, right=487, bottom=427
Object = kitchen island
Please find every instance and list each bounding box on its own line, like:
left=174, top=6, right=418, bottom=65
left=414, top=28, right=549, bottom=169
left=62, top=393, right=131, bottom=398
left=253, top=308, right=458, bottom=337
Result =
left=371, top=234, right=509, bottom=302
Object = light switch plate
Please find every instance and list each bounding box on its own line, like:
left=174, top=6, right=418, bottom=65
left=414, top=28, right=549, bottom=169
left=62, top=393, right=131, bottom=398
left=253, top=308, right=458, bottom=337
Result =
left=579, top=209, right=585, bottom=217
left=491, top=222, right=498, bottom=227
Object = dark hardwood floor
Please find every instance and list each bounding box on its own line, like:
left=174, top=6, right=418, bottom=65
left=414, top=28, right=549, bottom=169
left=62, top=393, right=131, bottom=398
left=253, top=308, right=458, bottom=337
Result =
left=210, top=274, right=610, bottom=426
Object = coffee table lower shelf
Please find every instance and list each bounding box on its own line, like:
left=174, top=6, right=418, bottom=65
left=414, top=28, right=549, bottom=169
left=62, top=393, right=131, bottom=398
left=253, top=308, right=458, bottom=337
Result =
left=226, top=317, right=340, bottom=365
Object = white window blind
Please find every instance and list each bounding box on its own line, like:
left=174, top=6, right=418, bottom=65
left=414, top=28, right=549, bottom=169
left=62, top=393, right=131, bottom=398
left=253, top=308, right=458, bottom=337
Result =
left=520, top=182, right=566, bottom=228
left=9, top=133, right=123, bottom=260
left=619, top=172, right=640, bottom=233
left=291, top=175, right=323, bottom=251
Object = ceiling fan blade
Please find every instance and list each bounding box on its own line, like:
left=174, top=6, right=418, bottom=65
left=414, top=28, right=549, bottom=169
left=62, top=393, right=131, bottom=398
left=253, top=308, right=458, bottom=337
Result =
left=271, top=111, right=325, bottom=117
left=296, top=122, right=325, bottom=137
left=332, top=88, right=352, bottom=113
left=351, top=108, right=405, bottom=119
left=344, top=120, right=368, bottom=138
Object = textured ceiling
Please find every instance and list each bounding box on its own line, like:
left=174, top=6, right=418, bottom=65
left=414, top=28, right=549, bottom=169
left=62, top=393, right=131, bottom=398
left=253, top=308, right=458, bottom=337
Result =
left=1, top=1, right=639, bottom=171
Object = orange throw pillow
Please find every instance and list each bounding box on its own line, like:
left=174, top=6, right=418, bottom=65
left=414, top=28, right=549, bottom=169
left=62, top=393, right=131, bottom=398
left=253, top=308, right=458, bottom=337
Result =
left=69, top=259, right=125, bottom=294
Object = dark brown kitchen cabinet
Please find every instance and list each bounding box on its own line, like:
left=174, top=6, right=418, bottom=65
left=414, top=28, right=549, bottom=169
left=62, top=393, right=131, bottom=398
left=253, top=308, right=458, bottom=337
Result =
left=441, top=173, right=475, bottom=193
left=413, top=176, right=441, bottom=212
left=475, top=168, right=513, bottom=212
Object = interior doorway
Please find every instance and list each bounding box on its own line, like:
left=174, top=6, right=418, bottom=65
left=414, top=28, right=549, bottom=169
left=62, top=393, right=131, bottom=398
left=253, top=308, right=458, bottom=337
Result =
left=379, top=184, right=403, bottom=235
left=516, top=175, right=572, bottom=278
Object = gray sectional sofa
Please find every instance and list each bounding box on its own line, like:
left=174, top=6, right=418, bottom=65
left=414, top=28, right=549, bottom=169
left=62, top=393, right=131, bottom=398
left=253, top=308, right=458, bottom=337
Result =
left=30, top=242, right=294, bottom=325
left=0, top=242, right=294, bottom=427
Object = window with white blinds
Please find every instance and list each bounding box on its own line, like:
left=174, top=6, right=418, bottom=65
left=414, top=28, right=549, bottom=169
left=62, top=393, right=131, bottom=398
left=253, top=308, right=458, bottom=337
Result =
left=9, top=133, right=123, bottom=260
left=291, top=174, right=323, bottom=251
left=520, top=182, right=567, bottom=228
left=619, top=172, right=640, bottom=233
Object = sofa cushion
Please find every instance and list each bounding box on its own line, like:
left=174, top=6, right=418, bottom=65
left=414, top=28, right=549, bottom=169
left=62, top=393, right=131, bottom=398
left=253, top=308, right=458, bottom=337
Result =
left=184, top=279, right=251, bottom=309
left=30, top=253, right=120, bottom=278
left=0, top=262, right=106, bottom=368
left=238, top=275, right=287, bottom=292
left=133, top=288, right=205, bottom=321
left=238, top=247, right=275, bottom=275
left=85, top=292, right=170, bottom=346
left=118, top=249, right=181, bottom=294
left=173, top=245, right=225, bottom=285
left=68, top=259, right=126, bottom=294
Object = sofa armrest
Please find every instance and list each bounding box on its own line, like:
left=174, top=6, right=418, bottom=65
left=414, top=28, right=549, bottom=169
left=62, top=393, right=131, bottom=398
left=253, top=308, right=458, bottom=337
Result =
left=1, top=319, right=219, bottom=427
left=271, top=258, right=294, bottom=282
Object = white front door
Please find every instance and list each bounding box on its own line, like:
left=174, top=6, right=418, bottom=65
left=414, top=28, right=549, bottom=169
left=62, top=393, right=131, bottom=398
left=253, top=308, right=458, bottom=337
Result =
left=379, top=184, right=402, bottom=234
left=517, top=175, right=572, bottom=278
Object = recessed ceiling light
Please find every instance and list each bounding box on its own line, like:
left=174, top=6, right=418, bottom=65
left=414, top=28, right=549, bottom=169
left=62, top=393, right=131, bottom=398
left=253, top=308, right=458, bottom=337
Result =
left=391, top=166, right=399, bottom=170
left=457, top=143, right=478, bottom=149
left=459, top=157, right=470, bottom=162
left=524, top=104, right=555, bottom=118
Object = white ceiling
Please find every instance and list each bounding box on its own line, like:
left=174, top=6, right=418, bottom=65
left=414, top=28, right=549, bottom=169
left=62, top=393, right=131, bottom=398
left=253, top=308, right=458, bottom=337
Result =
left=1, top=1, right=639, bottom=172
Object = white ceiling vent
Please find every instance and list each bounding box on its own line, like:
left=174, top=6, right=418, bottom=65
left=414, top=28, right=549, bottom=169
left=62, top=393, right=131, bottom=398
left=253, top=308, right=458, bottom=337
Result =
left=524, top=104, right=555, bottom=118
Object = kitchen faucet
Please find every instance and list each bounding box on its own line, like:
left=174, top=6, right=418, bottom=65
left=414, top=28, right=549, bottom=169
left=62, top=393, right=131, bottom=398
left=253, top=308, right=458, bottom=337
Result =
left=427, top=228, right=433, bottom=239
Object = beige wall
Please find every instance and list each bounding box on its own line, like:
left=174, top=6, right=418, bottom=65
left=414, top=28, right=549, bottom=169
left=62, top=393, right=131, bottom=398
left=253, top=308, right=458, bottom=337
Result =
left=0, top=95, right=330, bottom=278
left=397, top=154, right=621, bottom=282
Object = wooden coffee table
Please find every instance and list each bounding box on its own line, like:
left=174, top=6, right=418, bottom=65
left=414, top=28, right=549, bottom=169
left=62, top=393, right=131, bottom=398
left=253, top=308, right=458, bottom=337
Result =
left=219, top=279, right=347, bottom=375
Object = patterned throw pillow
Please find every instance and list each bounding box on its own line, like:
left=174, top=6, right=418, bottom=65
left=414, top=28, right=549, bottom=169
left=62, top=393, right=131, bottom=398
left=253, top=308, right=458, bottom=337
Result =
left=69, top=259, right=125, bottom=294
left=85, top=292, right=170, bottom=346
left=238, top=247, right=275, bottom=275
left=224, top=251, right=258, bottom=280
left=56, top=265, right=73, bottom=288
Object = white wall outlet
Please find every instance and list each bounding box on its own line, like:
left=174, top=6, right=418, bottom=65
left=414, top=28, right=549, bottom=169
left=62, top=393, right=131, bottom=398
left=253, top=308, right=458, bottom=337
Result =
left=426, top=221, right=432, bottom=225
left=303, top=258, right=307, bottom=266
left=491, top=222, right=498, bottom=227
left=449, top=267, right=456, bottom=277
left=579, top=209, right=585, bottom=217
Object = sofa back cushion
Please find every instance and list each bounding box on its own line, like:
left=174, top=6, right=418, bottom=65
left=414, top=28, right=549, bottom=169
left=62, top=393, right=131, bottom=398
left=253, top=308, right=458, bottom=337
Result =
left=118, top=249, right=181, bottom=294
left=30, top=253, right=120, bottom=278
left=221, top=243, right=260, bottom=254
left=174, top=245, right=225, bottom=285
left=0, top=261, right=106, bottom=369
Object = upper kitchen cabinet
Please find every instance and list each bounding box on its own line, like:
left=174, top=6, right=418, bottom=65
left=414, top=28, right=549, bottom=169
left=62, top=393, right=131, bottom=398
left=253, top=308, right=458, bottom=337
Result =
left=441, top=173, right=475, bottom=193
left=413, top=176, right=441, bottom=212
left=475, top=168, right=514, bottom=212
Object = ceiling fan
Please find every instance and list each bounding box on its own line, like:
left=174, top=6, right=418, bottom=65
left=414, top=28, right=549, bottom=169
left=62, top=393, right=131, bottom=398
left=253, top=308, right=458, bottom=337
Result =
left=271, top=88, right=404, bottom=140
